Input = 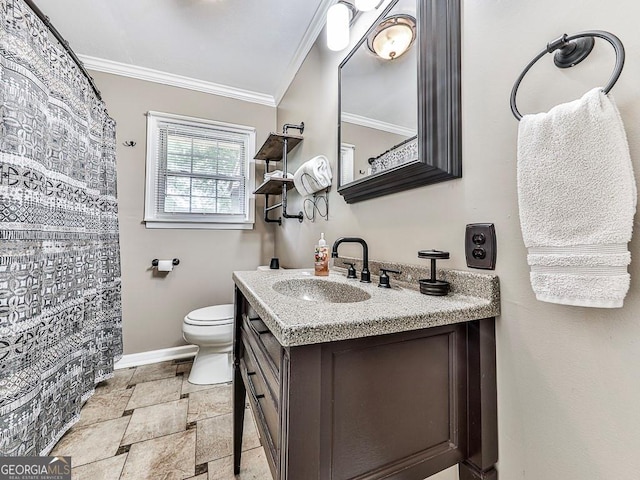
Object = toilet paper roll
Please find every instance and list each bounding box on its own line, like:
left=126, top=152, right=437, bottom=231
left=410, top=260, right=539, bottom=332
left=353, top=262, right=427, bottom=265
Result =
left=157, top=260, right=174, bottom=272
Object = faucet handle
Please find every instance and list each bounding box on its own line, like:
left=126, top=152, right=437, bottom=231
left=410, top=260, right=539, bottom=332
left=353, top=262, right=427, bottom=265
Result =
left=378, top=268, right=401, bottom=288
left=342, top=262, right=357, bottom=279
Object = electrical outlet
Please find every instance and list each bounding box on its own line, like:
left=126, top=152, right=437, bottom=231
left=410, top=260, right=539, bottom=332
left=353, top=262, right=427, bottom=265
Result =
left=465, top=223, right=496, bottom=270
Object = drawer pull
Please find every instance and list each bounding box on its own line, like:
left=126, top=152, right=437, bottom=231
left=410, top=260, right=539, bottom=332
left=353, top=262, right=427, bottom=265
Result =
left=245, top=368, right=266, bottom=401
left=249, top=381, right=266, bottom=399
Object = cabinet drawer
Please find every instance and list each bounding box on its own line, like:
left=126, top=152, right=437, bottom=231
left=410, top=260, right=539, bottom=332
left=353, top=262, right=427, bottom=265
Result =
left=241, top=315, right=281, bottom=397
left=241, top=336, right=280, bottom=459
left=245, top=315, right=282, bottom=372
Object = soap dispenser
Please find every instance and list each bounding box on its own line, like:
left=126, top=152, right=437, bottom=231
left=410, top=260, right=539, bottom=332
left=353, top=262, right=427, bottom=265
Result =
left=314, top=233, right=329, bottom=276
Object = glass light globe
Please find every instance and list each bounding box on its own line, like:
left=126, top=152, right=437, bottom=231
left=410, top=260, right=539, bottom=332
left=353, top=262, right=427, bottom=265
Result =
left=372, top=23, right=413, bottom=59
left=327, top=3, right=350, bottom=51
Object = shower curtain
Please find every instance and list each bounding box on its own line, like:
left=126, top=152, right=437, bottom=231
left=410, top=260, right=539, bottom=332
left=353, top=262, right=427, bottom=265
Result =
left=0, top=0, right=122, bottom=455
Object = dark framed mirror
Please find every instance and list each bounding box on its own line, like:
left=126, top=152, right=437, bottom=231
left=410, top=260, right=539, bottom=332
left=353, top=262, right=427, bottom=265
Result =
left=338, top=0, right=461, bottom=204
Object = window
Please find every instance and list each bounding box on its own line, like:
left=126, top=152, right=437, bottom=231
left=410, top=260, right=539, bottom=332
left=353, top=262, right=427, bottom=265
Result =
left=340, top=143, right=355, bottom=184
left=144, top=111, right=256, bottom=229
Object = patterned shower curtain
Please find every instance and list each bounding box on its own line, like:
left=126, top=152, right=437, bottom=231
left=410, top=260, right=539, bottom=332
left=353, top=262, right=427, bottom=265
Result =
left=0, top=0, right=122, bottom=455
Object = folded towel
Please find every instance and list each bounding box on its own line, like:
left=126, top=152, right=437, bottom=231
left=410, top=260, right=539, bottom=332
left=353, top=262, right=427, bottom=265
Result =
left=264, top=170, right=293, bottom=181
left=293, top=155, right=332, bottom=196
left=517, top=88, right=637, bottom=308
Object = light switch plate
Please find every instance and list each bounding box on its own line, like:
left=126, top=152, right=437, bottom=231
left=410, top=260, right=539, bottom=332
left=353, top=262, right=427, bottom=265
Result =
left=465, top=223, right=496, bottom=270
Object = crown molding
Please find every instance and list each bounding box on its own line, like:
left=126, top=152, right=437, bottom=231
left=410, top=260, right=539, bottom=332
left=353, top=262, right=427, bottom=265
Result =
left=273, top=0, right=335, bottom=104
left=342, top=112, right=416, bottom=137
left=80, top=0, right=333, bottom=108
left=79, top=55, right=276, bottom=107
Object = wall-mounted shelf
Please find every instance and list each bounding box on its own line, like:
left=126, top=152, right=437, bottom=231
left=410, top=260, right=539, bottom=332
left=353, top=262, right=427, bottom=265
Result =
left=254, top=177, right=295, bottom=195
left=255, top=134, right=303, bottom=162
left=254, top=122, right=305, bottom=225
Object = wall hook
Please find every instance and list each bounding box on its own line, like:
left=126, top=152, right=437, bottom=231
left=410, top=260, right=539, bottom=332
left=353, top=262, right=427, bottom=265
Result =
left=123, top=141, right=137, bottom=147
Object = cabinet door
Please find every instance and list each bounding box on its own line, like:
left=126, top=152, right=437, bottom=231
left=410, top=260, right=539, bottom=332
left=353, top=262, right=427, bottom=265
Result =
left=318, top=324, right=467, bottom=480
left=280, top=324, right=467, bottom=480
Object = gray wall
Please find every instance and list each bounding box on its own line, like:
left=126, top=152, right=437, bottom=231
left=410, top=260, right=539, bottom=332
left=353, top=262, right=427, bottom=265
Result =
left=341, top=122, right=408, bottom=182
left=91, top=71, right=276, bottom=355
left=275, top=1, right=640, bottom=479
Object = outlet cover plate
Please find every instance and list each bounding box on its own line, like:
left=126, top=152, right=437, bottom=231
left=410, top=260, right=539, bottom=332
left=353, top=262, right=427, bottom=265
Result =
left=465, top=223, right=496, bottom=270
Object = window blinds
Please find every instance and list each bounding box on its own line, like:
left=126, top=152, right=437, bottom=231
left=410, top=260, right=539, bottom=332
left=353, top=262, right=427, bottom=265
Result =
left=154, top=120, right=247, bottom=217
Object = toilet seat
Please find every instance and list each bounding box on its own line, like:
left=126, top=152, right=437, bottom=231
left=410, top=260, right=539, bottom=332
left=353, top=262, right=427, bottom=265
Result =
left=184, top=304, right=234, bottom=326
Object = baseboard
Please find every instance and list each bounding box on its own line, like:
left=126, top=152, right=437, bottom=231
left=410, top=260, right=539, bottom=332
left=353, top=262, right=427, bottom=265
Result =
left=115, top=345, right=198, bottom=369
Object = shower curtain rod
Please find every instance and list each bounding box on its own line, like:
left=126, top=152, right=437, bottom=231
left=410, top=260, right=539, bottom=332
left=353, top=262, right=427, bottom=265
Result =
left=23, top=0, right=102, bottom=101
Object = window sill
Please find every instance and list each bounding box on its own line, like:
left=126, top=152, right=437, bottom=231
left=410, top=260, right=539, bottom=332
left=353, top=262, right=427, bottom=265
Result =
left=144, top=220, right=254, bottom=230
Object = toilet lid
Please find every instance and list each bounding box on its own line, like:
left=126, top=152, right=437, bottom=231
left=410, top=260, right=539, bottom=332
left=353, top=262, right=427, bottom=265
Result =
left=185, top=304, right=234, bottom=325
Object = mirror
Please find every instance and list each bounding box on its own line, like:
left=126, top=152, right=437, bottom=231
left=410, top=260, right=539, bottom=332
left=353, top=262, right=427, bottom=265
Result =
left=340, top=0, right=418, bottom=186
left=338, top=0, right=461, bottom=203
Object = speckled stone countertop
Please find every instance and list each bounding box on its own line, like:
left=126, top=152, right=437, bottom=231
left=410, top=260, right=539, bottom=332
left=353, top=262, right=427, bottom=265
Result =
left=232, top=264, right=500, bottom=347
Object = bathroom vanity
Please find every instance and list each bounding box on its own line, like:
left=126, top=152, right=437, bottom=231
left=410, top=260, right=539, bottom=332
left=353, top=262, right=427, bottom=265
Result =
left=232, top=269, right=500, bottom=480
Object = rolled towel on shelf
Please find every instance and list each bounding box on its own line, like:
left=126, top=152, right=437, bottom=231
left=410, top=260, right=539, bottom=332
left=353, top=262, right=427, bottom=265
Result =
left=293, top=155, right=332, bottom=196
left=517, top=87, right=637, bottom=308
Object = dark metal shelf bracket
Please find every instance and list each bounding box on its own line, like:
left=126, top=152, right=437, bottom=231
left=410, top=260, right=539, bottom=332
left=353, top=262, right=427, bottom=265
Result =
left=262, top=123, right=304, bottom=224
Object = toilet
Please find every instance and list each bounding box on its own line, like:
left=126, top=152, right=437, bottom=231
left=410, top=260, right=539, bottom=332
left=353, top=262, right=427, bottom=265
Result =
left=182, top=304, right=234, bottom=385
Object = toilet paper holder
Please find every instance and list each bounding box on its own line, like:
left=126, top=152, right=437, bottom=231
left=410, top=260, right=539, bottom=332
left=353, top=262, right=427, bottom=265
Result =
left=151, top=258, right=180, bottom=267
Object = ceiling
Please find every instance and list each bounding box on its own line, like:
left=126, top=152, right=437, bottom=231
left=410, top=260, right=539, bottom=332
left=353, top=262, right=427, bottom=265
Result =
left=35, top=0, right=333, bottom=105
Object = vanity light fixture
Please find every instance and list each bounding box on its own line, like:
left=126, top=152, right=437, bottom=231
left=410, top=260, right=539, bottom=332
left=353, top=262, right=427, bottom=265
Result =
left=327, top=2, right=351, bottom=51
left=328, top=0, right=383, bottom=52
left=367, top=14, right=416, bottom=60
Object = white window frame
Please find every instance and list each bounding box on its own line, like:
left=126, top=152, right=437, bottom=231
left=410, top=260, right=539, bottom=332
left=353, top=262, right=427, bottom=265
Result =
left=340, top=143, right=356, bottom=184
left=144, top=111, right=256, bottom=230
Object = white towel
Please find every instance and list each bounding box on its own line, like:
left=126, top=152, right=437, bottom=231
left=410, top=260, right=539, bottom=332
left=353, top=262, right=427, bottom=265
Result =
left=293, top=155, right=333, bottom=196
left=517, top=88, right=637, bottom=308
left=264, top=170, right=293, bottom=181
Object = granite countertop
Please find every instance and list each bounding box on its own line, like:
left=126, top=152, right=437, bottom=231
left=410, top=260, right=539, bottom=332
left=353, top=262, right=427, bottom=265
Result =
left=232, top=266, right=500, bottom=347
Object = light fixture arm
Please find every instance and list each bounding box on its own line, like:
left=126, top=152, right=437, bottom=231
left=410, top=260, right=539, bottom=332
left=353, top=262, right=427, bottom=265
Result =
left=355, top=0, right=384, bottom=12
left=339, top=1, right=358, bottom=25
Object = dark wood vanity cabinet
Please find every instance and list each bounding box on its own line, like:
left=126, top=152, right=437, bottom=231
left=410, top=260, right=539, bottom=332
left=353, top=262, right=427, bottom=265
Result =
left=233, top=287, right=498, bottom=480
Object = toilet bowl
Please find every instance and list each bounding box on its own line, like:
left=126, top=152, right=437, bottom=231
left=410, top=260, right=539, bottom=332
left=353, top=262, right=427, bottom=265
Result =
left=182, top=304, right=234, bottom=385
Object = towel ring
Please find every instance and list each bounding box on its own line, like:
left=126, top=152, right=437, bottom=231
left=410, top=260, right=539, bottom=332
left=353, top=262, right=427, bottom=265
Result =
left=510, top=30, right=625, bottom=121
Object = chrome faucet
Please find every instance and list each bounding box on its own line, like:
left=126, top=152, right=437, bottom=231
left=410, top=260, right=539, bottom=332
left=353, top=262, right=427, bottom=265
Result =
left=331, top=237, right=371, bottom=283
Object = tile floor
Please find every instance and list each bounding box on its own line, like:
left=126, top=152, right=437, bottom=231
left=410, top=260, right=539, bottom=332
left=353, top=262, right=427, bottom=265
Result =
left=51, top=359, right=271, bottom=480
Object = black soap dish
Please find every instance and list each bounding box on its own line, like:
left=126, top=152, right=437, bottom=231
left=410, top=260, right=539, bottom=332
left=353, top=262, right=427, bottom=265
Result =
left=418, top=250, right=450, bottom=296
